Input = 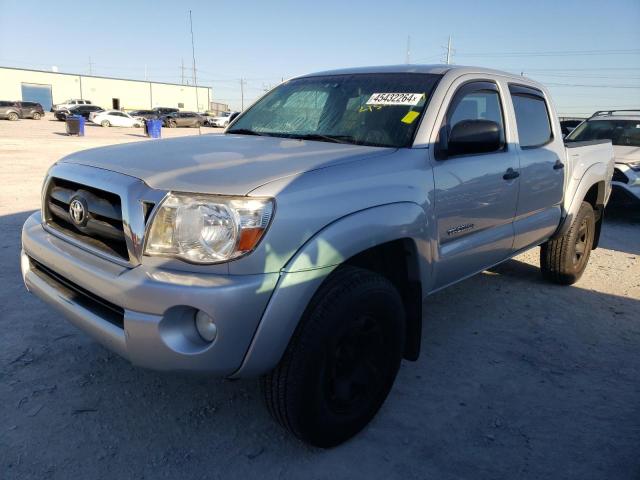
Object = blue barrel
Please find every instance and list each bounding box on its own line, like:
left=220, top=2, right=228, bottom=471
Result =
left=66, top=115, right=85, bottom=136
left=145, top=119, right=162, bottom=139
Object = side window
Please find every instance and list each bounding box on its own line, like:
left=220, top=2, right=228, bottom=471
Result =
left=509, top=85, right=552, bottom=148
left=439, top=82, right=506, bottom=157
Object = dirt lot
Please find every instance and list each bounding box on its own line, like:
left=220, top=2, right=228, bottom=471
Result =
left=1, top=116, right=639, bottom=480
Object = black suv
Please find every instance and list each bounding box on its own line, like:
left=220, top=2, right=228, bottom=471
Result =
left=153, top=107, right=179, bottom=116
left=55, top=105, right=104, bottom=121
left=0, top=101, right=45, bottom=120
left=129, top=110, right=159, bottom=120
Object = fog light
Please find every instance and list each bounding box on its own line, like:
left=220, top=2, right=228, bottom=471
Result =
left=195, top=310, right=217, bottom=342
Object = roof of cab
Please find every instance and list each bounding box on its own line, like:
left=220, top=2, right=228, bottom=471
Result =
left=296, top=64, right=519, bottom=79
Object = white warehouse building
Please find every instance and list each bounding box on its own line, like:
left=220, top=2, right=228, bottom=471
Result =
left=0, top=66, right=211, bottom=112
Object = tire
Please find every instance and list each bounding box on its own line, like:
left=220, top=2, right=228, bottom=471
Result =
left=32, top=112, right=42, bottom=120
left=100, top=120, right=110, bottom=127
left=262, top=265, right=406, bottom=448
left=540, top=201, right=595, bottom=285
left=168, top=121, right=177, bottom=128
left=7, top=112, right=19, bottom=121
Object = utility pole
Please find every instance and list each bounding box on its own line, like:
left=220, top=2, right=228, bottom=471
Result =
left=240, top=77, right=246, bottom=111
left=445, top=35, right=453, bottom=65
left=181, top=58, right=185, bottom=85
left=405, top=35, right=411, bottom=64
left=88, top=57, right=93, bottom=75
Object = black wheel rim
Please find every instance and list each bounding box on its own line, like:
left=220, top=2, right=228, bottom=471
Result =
left=573, top=218, right=590, bottom=265
left=325, top=314, right=389, bottom=414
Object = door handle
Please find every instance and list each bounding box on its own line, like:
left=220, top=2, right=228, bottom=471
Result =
left=503, top=168, right=520, bottom=180
left=553, top=160, right=565, bottom=170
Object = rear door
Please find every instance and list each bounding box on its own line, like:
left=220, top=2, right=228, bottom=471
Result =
left=508, top=85, right=564, bottom=251
left=431, top=80, right=520, bottom=289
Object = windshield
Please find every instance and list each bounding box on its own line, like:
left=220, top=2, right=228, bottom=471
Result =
left=228, top=73, right=442, bottom=148
left=566, top=119, right=640, bottom=147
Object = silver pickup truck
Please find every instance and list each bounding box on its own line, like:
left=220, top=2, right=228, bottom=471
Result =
left=21, top=65, right=614, bottom=447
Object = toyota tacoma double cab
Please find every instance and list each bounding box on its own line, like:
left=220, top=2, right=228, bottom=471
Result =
left=21, top=65, right=614, bottom=447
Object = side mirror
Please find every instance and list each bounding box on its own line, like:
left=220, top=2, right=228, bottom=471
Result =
left=447, top=119, right=503, bottom=157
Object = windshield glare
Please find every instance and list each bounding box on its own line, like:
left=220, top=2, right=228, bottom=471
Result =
left=567, top=119, right=640, bottom=147
left=228, top=73, right=442, bottom=148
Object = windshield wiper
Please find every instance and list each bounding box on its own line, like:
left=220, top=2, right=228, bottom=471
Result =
left=290, top=133, right=355, bottom=144
left=226, top=128, right=264, bottom=136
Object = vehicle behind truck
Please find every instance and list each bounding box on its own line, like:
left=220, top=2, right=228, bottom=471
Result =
left=566, top=110, right=640, bottom=206
left=21, top=65, right=614, bottom=447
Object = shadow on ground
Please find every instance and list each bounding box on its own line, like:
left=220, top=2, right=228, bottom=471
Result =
left=1, top=210, right=639, bottom=480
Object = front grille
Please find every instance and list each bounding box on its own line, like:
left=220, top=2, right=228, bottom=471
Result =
left=29, top=257, right=124, bottom=329
left=45, top=177, right=129, bottom=260
left=612, top=168, right=629, bottom=184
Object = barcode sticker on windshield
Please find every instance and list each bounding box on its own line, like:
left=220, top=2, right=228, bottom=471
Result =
left=366, top=93, right=424, bottom=106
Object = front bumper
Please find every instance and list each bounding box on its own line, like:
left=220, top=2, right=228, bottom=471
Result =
left=22, top=212, right=279, bottom=375
left=611, top=164, right=640, bottom=206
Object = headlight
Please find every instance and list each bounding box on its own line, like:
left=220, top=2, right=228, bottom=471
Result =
left=626, top=161, right=640, bottom=172
left=144, top=193, right=274, bottom=264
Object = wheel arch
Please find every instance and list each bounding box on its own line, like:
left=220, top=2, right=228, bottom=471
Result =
left=554, top=161, right=609, bottom=246
left=232, top=202, right=429, bottom=378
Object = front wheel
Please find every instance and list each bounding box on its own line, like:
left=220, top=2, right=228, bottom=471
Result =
left=168, top=121, right=177, bottom=128
left=7, top=112, right=19, bottom=121
left=540, top=201, right=595, bottom=285
left=100, top=120, right=110, bottom=127
left=262, top=266, right=405, bottom=448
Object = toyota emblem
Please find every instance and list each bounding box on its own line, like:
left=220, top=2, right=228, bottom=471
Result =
left=69, top=198, right=88, bottom=226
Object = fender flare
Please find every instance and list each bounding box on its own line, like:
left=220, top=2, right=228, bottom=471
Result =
left=553, top=162, right=609, bottom=239
left=231, top=202, right=427, bottom=378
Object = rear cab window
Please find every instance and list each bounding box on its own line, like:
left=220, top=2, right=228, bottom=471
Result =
left=509, top=84, right=553, bottom=148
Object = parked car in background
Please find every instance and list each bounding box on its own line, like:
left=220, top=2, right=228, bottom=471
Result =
left=14, top=101, right=45, bottom=119
left=566, top=110, right=640, bottom=206
left=0, top=100, right=21, bottom=121
left=52, top=99, right=92, bottom=112
left=559, top=117, right=585, bottom=136
left=209, top=111, right=239, bottom=127
left=128, top=110, right=159, bottom=121
left=92, top=110, right=143, bottom=128
left=0, top=100, right=45, bottom=120
left=20, top=65, right=614, bottom=448
left=55, top=104, right=104, bottom=121
left=152, top=107, right=179, bottom=116
left=161, top=111, right=204, bottom=128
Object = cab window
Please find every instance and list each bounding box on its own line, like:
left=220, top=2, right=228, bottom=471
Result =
left=509, top=85, right=553, bottom=148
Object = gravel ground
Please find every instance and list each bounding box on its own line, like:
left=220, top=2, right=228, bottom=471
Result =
left=1, top=117, right=639, bottom=480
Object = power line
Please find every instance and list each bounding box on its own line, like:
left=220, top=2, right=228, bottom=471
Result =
left=544, top=82, right=640, bottom=89
left=457, top=48, right=640, bottom=58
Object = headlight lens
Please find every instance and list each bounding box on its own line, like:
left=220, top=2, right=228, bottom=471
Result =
left=626, top=161, right=640, bottom=172
left=144, top=193, right=274, bottom=264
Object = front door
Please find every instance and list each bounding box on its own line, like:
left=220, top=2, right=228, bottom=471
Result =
left=431, top=81, right=520, bottom=289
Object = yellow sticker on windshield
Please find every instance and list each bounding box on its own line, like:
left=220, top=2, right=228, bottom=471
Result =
left=401, top=111, right=420, bottom=124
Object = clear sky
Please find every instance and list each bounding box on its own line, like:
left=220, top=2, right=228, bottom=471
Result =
left=1, top=0, right=639, bottom=114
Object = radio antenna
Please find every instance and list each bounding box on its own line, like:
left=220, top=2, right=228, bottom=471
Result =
left=189, top=10, right=201, bottom=135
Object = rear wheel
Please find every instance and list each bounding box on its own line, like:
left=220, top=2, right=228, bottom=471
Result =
left=7, top=112, right=18, bottom=121
left=540, top=201, right=595, bottom=285
left=262, top=266, right=405, bottom=448
left=100, top=120, right=110, bottom=127
left=32, top=112, right=42, bottom=120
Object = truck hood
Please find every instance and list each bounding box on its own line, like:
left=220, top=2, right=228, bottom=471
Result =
left=60, top=133, right=394, bottom=195
left=613, top=145, right=640, bottom=164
